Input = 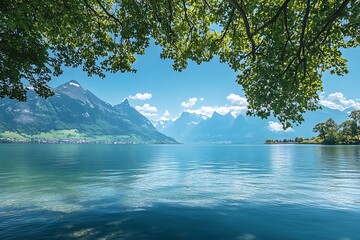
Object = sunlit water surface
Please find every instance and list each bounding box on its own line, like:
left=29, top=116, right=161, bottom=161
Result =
left=0, top=144, right=360, bottom=239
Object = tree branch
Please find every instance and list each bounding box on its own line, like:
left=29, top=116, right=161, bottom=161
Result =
left=167, top=0, right=173, bottom=22
left=297, top=0, right=311, bottom=59
left=83, top=0, right=102, bottom=19
left=283, top=5, right=296, bottom=49
left=253, top=0, right=292, bottom=35
left=227, top=0, right=256, bottom=59
left=203, top=0, right=211, bottom=9
left=219, top=7, right=235, bottom=41
left=282, top=55, right=297, bottom=75
left=182, top=0, right=193, bottom=29
left=309, top=0, right=350, bottom=46
left=95, top=0, right=121, bottom=24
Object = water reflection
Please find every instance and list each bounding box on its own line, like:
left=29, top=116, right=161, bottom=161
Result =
left=270, top=145, right=294, bottom=175
left=1, top=144, right=360, bottom=239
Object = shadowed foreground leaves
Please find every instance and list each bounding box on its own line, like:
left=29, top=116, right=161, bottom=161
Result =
left=1, top=0, right=359, bottom=126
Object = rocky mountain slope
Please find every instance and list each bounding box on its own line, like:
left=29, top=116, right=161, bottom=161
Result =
left=0, top=80, right=176, bottom=144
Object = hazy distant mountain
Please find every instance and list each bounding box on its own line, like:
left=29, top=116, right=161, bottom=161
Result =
left=0, top=80, right=176, bottom=143
left=157, top=112, right=208, bottom=143
left=152, top=119, right=174, bottom=132
left=155, top=106, right=349, bottom=144
left=188, top=112, right=234, bottom=143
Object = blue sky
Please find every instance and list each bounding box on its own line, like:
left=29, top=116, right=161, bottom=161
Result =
left=49, top=45, right=360, bottom=121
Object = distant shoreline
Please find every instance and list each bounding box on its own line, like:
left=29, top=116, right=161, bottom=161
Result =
left=0, top=138, right=178, bottom=145
left=265, top=141, right=360, bottom=145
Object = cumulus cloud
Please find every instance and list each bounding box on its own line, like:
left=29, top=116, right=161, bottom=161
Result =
left=319, top=92, right=360, bottom=111
left=268, top=121, right=293, bottom=132
left=186, top=105, right=248, bottom=118
left=135, top=104, right=158, bottom=117
left=226, top=93, right=248, bottom=106
left=158, top=110, right=171, bottom=121
left=186, top=106, right=230, bottom=117
left=226, top=93, right=248, bottom=117
left=129, top=93, right=152, bottom=100
left=184, top=94, right=248, bottom=118
left=159, top=116, right=170, bottom=121
left=181, top=97, right=202, bottom=108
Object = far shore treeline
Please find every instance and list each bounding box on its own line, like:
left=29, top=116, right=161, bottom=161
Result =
left=266, top=110, right=360, bottom=145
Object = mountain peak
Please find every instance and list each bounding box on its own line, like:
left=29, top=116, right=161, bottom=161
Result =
left=121, top=98, right=130, bottom=106
left=56, top=80, right=83, bottom=90
left=68, top=80, right=81, bottom=88
left=211, top=111, right=221, bottom=117
left=225, top=112, right=234, bottom=118
left=180, top=111, right=193, bottom=117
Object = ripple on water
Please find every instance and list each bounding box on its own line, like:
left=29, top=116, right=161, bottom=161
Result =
left=0, top=144, right=360, bottom=239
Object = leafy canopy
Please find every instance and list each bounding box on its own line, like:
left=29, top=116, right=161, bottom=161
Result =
left=1, top=0, right=359, bottom=127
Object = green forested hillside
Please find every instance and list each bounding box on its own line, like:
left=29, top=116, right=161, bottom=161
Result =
left=0, top=81, right=176, bottom=144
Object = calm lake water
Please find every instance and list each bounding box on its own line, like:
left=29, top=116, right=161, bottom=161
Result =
left=0, top=144, right=360, bottom=240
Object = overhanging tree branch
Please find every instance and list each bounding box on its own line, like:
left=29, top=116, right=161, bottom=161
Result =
left=95, top=0, right=122, bottom=24
left=219, top=7, right=235, bottom=41
left=253, top=0, right=292, bottom=35
left=167, top=0, right=173, bottom=22
left=283, top=5, right=296, bottom=49
left=182, top=0, right=193, bottom=29
left=298, top=0, right=311, bottom=59
left=227, top=0, right=256, bottom=59
left=309, top=0, right=351, bottom=46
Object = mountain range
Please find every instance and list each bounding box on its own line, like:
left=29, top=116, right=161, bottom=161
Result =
left=0, top=80, right=176, bottom=144
left=0, top=80, right=353, bottom=144
left=155, top=107, right=350, bottom=144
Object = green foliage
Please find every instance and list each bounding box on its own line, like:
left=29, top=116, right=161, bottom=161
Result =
left=348, top=110, right=360, bottom=140
left=0, top=131, right=29, bottom=140
left=312, top=110, right=360, bottom=144
left=313, top=122, right=327, bottom=141
left=0, top=129, right=161, bottom=143
left=349, top=110, right=360, bottom=123
left=267, top=110, right=360, bottom=144
left=31, top=129, right=87, bottom=139
left=313, top=118, right=339, bottom=144
left=1, top=0, right=359, bottom=126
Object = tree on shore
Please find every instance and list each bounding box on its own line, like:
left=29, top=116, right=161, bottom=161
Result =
left=1, top=0, right=359, bottom=126
left=312, top=110, right=360, bottom=144
left=313, top=118, right=339, bottom=144
left=313, top=122, right=327, bottom=142
left=349, top=110, right=360, bottom=140
left=339, top=120, right=355, bottom=142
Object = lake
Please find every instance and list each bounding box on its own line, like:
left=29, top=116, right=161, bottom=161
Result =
left=0, top=144, right=360, bottom=239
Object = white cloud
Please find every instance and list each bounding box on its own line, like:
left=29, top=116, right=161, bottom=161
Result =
left=129, top=93, right=152, bottom=100
left=184, top=94, right=248, bottom=118
left=159, top=116, right=170, bottom=121
left=319, top=92, right=360, bottom=111
left=171, top=117, right=179, bottom=121
left=226, top=93, right=248, bottom=106
left=181, top=97, right=204, bottom=108
left=158, top=110, right=170, bottom=121
left=186, top=106, right=230, bottom=117
left=187, top=105, right=248, bottom=118
left=228, top=106, right=248, bottom=117
left=135, top=104, right=158, bottom=117
left=163, top=110, right=170, bottom=116
left=226, top=93, right=248, bottom=117
left=268, top=121, right=293, bottom=132
left=69, top=82, right=80, bottom=88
